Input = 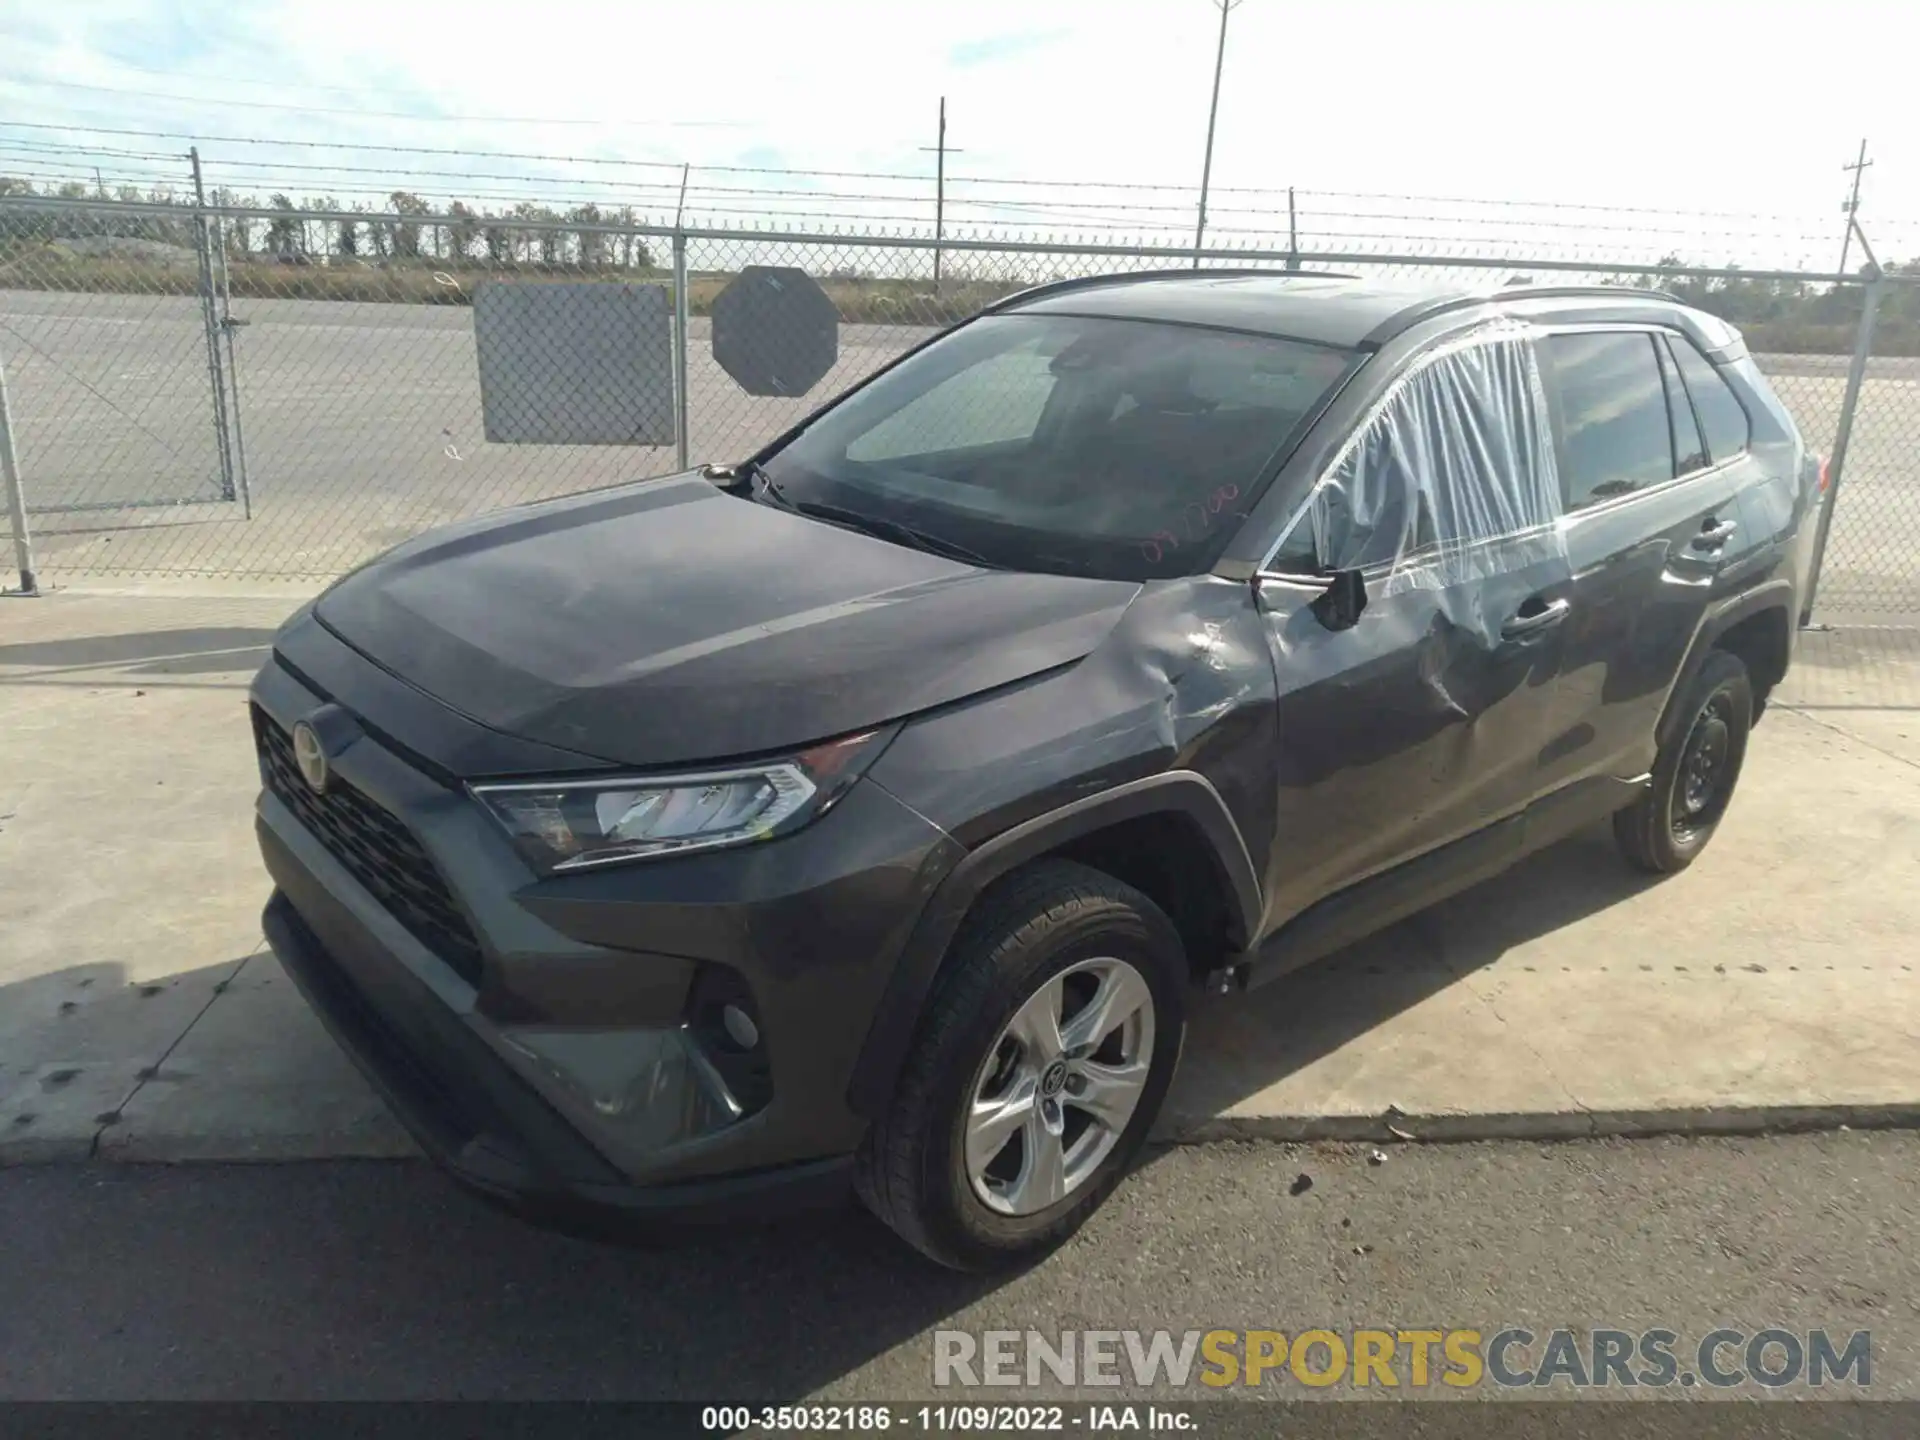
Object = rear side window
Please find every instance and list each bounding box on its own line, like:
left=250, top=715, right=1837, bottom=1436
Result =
left=1654, top=339, right=1709, bottom=476
left=1543, top=332, right=1674, bottom=509
left=1665, top=335, right=1751, bottom=462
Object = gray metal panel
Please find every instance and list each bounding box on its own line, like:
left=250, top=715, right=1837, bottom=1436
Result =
left=474, top=282, right=674, bottom=446
left=711, top=266, right=839, bottom=398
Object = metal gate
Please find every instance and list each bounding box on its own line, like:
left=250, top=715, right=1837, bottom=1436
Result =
left=0, top=158, right=245, bottom=525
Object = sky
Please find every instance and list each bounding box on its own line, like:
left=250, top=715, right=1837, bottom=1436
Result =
left=1, top=0, right=1914, bottom=269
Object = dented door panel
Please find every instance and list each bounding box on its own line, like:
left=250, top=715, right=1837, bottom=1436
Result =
left=1255, top=555, right=1572, bottom=934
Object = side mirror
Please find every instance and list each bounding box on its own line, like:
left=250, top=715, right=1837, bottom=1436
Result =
left=1309, top=568, right=1368, bottom=632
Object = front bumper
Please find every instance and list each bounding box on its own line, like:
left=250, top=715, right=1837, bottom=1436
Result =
left=251, top=626, right=965, bottom=1219
left=261, top=889, right=851, bottom=1225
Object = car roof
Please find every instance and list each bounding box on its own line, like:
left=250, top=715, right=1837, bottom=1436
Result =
left=995, top=270, right=1700, bottom=351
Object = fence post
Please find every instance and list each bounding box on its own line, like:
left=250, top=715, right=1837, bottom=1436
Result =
left=1801, top=276, right=1883, bottom=625
left=1, top=348, right=38, bottom=596
left=190, top=148, right=238, bottom=505
left=672, top=228, right=691, bottom=471
left=215, top=219, right=254, bottom=519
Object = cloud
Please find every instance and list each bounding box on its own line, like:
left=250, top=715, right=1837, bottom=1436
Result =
left=0, top=0, right=1912, bottom=266
left=947, top=28, right=1068, bottom=68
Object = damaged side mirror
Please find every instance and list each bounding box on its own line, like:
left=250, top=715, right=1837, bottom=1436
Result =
left=1309, top=568, right=1368, bottom=632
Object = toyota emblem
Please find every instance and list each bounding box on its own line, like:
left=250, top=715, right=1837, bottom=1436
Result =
left=291, top=720, right=330, bottom=794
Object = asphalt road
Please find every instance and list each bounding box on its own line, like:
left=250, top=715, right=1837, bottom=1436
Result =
left=1, top=1132, right=1913, bottom=1408
left=2, top=286, right=1916, bottom=614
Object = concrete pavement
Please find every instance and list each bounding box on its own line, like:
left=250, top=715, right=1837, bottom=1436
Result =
left=3, top=590, right=1919, bottom=1166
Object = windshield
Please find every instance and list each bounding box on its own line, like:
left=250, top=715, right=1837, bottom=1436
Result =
left=758, top=312, right=1355, bottom=580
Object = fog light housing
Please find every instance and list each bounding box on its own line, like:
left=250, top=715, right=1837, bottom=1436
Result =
left=686, top=964, right=772, bottom=1116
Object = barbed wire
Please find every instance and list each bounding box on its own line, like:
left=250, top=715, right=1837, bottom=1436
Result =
left=0, top=120, right=1906, bottom=228
left=3, top=123, right=1914, bottom=270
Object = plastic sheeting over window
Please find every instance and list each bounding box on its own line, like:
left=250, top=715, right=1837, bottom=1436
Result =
left=1305, top=321, right=1565, bottom=595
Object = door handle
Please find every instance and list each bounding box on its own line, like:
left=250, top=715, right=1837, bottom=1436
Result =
left=1500, top=597, right=1570, bottom=640
left=1691, top=519, right=1738, bottom=551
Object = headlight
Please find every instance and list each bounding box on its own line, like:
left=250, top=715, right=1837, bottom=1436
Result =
left=471, top=729, right=889, bottom=873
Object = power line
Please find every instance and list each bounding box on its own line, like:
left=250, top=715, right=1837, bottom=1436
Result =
left=3, top=121, right=1906, bottom=244
left=0, top=119, right=1878, bottom=229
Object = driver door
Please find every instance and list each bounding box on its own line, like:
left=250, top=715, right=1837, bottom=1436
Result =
left=1253, top=327, right=1577, bottom=935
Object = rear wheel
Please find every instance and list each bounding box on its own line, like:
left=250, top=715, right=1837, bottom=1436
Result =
left=1614, top=650, right=1753, bottom=874
left=854, top=860, right=1187, bottom=1271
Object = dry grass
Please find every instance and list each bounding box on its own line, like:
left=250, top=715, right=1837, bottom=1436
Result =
left=0, top=248, right=1025, bottom=324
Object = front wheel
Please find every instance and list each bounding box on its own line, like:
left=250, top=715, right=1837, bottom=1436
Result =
left=854, top=860, right=1188, bottom=1271
left=1614, top=649, right=1753, bottom=874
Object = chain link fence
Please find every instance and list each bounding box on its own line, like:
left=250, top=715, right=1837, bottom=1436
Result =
left=3, top=195, right=1918, bottom=619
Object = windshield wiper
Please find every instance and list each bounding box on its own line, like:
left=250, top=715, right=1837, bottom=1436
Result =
left=750, top=468, right=996, bottom=568
left=795, top=500, right=998, bottom=569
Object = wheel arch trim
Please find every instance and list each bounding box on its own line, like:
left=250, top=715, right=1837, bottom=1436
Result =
left=845, top=771, right=1262, bottom=1120
left=1655, top=581, right=1795, bottom=753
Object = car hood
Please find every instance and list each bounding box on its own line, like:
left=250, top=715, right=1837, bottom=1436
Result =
left=315, top=474, right=1140, bottom=769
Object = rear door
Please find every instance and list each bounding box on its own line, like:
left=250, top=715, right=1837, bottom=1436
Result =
left=1540, top=328, right=1744, bottom=787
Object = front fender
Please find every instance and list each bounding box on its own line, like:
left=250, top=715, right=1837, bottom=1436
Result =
left=843, top=770, right=1262, bottom=1119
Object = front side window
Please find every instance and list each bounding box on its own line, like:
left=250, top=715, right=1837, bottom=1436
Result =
left=1543, top=332, right=1675, bottom=509
left=760, top=313, right=1354, bottom=581
left=1279, top=326, right=1563, bottom=591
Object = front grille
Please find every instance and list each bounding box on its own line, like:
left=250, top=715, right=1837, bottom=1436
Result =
left=254, top=705, right=485, bottom=988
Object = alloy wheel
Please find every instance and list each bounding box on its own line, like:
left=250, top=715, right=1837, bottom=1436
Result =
left=963, top=956, right=1156, bottom=1217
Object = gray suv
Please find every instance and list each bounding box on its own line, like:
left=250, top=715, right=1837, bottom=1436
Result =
left=251, top=272, right=1817, bottom=1269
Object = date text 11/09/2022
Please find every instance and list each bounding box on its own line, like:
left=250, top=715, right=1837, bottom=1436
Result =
left=701, top=1407, right=1191, bottom=1433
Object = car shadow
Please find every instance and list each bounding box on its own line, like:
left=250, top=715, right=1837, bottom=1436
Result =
left=1160, top=822, right=1665, bottom=1136
left=0, top=952, right=1004, bottom=1401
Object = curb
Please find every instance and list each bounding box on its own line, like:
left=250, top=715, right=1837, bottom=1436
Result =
left=1158, top=1102, right=1920, bottom=1146
left=6, top=1103, right=1918, bottom=1169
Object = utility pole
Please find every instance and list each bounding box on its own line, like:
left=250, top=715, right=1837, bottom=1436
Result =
left=919, top=97, right=963, bottom=287
left=1193, top=0, right=1242, bottom=268
left=1838, top=138, right=1872, bottom=277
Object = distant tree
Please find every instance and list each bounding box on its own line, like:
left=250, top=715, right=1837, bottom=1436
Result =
left=446, top=200, right=479, bottom=263
left=265, top=193, right=302, bottom=261
left=570, top=203, right=605, bottom=268
left=388, top=190, right=430, bottom=259
left=509, top=202, right=562, bottom=265
left=482, top=211, right=512, bottom=266
left=510, top=201, right=542, bottom=263
left=0, top=176, right=40, bottom=244
left=307, top=196, right=343, bottom=259
left=208, top=187, right=253, bottom=258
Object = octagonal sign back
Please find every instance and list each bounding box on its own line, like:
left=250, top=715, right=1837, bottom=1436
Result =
left=711, top=266, right=839, bottom=398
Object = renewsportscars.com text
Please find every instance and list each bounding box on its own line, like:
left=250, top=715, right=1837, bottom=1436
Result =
left=932, top=1327, right=1872, bottom=1390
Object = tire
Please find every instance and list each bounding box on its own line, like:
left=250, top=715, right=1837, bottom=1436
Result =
left=854, top=859, right=1187, bottom=1271
left=1613, top=649, right=1753, bottom=874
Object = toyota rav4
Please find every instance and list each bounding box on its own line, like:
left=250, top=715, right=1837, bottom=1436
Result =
left=251, top=272, right=1818, bottom=1270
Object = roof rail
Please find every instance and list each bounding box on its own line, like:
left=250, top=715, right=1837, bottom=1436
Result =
left=1359, top=283, right=1681, bottom=347
left=984, top=266, right=1365, bottom=315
